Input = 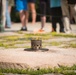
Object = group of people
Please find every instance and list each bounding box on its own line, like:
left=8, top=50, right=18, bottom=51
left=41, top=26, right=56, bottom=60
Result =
left=1, top=0, right=76, bottom=33
left=1, top=0, right=36, bottom=30
left=40, top=0, right=76, bottom=33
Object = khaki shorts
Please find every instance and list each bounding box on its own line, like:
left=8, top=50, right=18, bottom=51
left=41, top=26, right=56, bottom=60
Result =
left=8, top=0, right=14, bottom=6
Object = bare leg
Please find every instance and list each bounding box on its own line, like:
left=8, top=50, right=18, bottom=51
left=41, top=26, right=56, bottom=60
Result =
left=24, top=11, right=28, bottom=26
left=8, top=6, right=12, bottom=14
left=25, top=11, right=29, bottom=24
left=28, top=3, right=36, bottom=24
left=19, top=10, right=27, bottom=27
left=41, top=16, right=46, bottom=30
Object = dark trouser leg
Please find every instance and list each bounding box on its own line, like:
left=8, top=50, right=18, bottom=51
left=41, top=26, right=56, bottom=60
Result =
left=58, top=17, right=64, bottom=32
left=52, top=17, right=57, bottom=32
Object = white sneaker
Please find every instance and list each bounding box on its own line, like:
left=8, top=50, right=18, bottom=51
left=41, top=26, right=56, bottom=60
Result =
left=65, top=30, right=72, bottom=34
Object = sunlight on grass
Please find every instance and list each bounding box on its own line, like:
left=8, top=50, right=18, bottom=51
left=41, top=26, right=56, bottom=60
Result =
left=0, top=33, right=76, bottom=49
left=63, top=43, right=76, bottom=48
left=51, top=32, right=76, bottom=38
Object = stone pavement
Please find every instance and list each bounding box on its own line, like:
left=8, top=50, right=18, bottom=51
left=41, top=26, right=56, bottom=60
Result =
left=1, top=22, right=76, bottom=35
left=0, top=22, right=76, bottom=70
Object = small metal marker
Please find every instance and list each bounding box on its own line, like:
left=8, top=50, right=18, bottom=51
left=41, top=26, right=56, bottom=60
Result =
left=24, top=39, right=49, bottom=51
left=31, top=40, right=42, bottom=50
left=31, top=39, right=49, bottom=51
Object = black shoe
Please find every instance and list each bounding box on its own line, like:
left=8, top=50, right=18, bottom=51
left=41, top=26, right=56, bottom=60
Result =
left=20, top=27, right=27, bottom=31
left=60, top=29, right=65, bottom=33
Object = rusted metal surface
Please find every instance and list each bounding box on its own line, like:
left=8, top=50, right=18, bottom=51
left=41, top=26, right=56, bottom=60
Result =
left=31, top=40, right=42, bottom=50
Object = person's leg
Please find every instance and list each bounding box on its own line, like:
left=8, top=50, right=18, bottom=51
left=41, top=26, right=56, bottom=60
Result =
left=8, top=6, right=12, bottom=14
left=15, top=0, right=28, bottom=31
left=63, top=17, right=71, bottom=31
left=52, top=17, right=56, bottom=32
left=74, top=4, right=76, bottom=10
left=24, top=11, right=28, bottom=27
left=41, top=16, right=46, bottom=30
left=19, top=11, right=25, bottom=27
left=70, top=5, right=76, bottom=23
left=74, top=4, right=76, bottom=23
left=25, top=11, right=29, bottom=24
left=19, top=10, right=27, bottom=30
left=2, top=0, right=6, bottom=27
left=39, top=1, right=46, bottom=31
left=58, top=17, right=64, bottom=32
left=61, top=0, right=71, bottom=33
left=28, top=2, right=36, bottom=24
left=8, top=0, right=14, bottom=14
left=69, top=6, right=74, bottom=24
left=6, top=0, right=11, bottom=28
left=56, top=7, right=64, bottom=33
left=51, top=7, right=60, bottom=32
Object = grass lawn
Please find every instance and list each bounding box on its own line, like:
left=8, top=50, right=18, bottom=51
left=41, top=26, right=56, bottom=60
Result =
left=0, top=32, right=76, bottom=49
left=0, top=32, right=76, bottom=75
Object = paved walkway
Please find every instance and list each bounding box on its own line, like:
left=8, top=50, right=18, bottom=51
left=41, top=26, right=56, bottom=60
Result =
left=0, top=47, right=76, bottom=69
left=0, top=22, right=76, bottom=70
left=1, top=22, right=76, bottom=35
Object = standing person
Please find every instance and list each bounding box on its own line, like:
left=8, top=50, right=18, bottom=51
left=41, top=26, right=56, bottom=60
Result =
left=1, top=0, right=11, bottom=28
left=38, top=0, right=49, bottom=32
left=50, top=0, right=64, bottom=33
left=61, top=0, right=71, bottom=33
left=68, top=0, right=76, bottom=23
left=15, top=0, right=28, bottom=31
left=28, top=0, right=36, bottom=24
